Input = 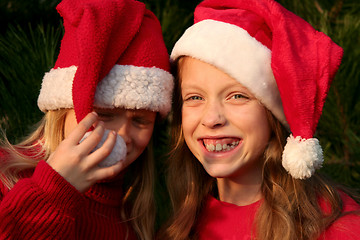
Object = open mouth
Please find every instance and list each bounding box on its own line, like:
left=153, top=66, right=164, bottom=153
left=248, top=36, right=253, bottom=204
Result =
left=202, top=138, right=241, bottom=152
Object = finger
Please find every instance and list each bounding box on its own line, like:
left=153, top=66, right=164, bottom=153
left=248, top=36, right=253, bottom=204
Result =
left=78, top=121, right=106, bottom=155
left=90, top=160, right=125, bottom=181
left=86, top=130, right=117, bottom=166
left=67, top=112, right=99, bottom=144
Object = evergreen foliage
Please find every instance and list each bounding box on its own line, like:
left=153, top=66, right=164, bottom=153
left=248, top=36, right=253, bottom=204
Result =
left=0, top=23, right=63, bottom=142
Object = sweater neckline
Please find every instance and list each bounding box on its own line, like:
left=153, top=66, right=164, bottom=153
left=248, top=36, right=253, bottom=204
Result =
left=208, top=195, right=262, bottom=209
left=85, top=179, right=124, bottom=206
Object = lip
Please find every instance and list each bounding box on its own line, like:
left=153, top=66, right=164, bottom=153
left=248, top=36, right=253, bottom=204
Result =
left=198, top=136, right=242, bottom=158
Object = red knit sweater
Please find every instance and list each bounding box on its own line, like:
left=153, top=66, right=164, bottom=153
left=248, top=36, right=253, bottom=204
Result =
left=0, top=159, right=137, bottom=239
left=197, top=193, right=360, bottom=239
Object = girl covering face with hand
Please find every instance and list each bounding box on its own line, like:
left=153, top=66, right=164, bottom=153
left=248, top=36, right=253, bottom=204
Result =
left=158, top=0, right=360, bottom=239
left=0, top=0, right=173, bottom=239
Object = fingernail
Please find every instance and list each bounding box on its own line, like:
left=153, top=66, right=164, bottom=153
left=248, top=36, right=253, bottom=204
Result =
left=91, top=111, right=98, bottom=117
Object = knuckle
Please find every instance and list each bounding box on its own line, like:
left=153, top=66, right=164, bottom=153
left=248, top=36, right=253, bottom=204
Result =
left=78, top=121, right=90, bottom=132
left=92, top=128, right=104, bottom=141
left=68, top=152, right=82, bottom=164
left=107, top=168, right=117, bottom=178
left=92, top=132, right=103, bottom=142
left=61, top=138, right=71, bottom=145
left=86, top=175, right=95, bottom=183
left=101, top=147, right=112, bottom=157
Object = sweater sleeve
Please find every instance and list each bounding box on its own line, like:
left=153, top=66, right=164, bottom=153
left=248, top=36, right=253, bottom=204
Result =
left=0, top=161, right=85, bottom=240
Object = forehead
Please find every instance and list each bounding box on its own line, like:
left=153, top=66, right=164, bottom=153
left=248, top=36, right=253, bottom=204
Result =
left=93, top=107, right=156, bottom=116
left=179, top=57, right=252, bottom=94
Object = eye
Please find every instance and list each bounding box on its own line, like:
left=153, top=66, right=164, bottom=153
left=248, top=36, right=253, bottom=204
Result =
left=184, top=95, right=203, bottom=101
left=226, top=93, right=251, bottom=104
left=96, top=111, right=115, bottom=121
left=133, top=117, right=150, bottom=125
left=231, top=94, right=248, bottom=100
left=131, top=115, right=155, bottom=129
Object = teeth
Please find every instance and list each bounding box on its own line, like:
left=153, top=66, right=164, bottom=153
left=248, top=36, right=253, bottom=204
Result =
left=204, top=140, right=239, bottom=152
left=206, top=144, right=215, bottom=151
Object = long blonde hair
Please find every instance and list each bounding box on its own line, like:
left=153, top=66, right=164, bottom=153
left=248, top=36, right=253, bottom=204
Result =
left=0, top=109, right=155, bottom=240
left=0, top=109, right=68, bottom=188
left=157, top=60, right=351, bottom=240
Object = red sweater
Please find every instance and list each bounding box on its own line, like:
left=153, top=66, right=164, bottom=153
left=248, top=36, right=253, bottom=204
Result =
left=0, top=160, right=137, bottom=240
left=197, top=193, right=360, bottom=240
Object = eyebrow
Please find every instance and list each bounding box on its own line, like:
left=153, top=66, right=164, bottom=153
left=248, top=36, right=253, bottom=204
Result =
left=181, top=81, right=250, bottom=93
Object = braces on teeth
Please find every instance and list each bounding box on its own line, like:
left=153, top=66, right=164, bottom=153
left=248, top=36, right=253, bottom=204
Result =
left=205, top=141, right=239, bottom=152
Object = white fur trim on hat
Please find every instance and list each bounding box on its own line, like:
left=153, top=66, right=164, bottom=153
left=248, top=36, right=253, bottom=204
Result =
left=37, top=65, right=77, bottom=111
left=38, top=65, right=174, bottom=116
left=282, top=135, right=323, bottom=179
left=94, top=65, right=173, bottom=116
left=171, top=19, right=287, bottom=126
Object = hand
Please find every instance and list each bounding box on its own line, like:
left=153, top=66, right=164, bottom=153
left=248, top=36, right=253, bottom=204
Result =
left=47, top=112, right=125, bottom=193
left=80, top=129, right=127, bottom=168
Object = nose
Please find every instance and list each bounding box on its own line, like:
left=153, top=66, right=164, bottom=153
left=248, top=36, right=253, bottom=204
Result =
left=201, top=101, right=226, bottom=128
left=115, top=123, right=131, bottom=144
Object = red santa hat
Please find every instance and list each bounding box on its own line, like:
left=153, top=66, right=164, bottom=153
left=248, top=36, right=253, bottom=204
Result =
left=38, top=0, right=174, bottom=122
left=171, top=0, right=343, bottom=179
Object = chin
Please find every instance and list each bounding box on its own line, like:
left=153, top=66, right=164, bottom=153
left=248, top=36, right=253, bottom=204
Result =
left=202, top=164, right=234, bottom=178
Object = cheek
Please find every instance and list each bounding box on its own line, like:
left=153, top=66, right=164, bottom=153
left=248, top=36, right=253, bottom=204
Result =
left=254, top=108, right=271, bottom=140
left=181, top=109, right=196, bottom=141
left=241, top=108, right=271, bottom=151
left=132, top=127, right=154, bottom=150
left=181, top=110, right=202, bottom=159
left=182, top=107, right=199, bottom=128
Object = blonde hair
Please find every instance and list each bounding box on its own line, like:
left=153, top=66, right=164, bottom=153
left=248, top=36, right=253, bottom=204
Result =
left=0, top=109, right=155, bottom=240
left=157, top=59, right=353, bottom=240
left=123, top=141, right=156, bottom=240
left=0, top=109, right=68, bottom=188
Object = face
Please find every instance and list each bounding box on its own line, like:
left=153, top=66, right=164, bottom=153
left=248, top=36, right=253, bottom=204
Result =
left=180, top=57, right=271, bottom=182
left=64, top=108, right=156, bottom=165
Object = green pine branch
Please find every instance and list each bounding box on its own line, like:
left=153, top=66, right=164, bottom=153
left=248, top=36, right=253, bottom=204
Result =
left=0, top=23, right=63, bottom=143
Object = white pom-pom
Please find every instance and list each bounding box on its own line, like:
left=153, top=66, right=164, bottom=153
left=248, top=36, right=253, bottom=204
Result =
left=282, top=135, right=323, bottom=179
left=80, top=129, right=127, bottom=168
